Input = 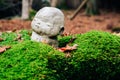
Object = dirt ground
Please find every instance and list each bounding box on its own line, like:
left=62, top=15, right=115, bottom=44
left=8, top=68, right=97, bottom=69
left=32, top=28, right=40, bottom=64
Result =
left=0, top=10, right=120, bottom=34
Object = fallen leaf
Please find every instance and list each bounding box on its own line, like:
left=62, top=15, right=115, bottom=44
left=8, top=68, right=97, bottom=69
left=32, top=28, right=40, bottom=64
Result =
left=113, top=32, right=120, bottom=36
left=14, top=34, right=21, bottom=41
left=69, top=36, right=76, bottom=44
left=41, top=39, right=48, bottom=44
left=0, top=38, right=4, bottom=42
left=0, top=47, right=6, bottom=53
left=4, top=46, right=11, bottom=49
left=0, top=46, right=11, bottom=53
left=0, top=32, right=2, bottom=36
left=65, top=52, right=71, bottom=58
left=6, top=31, right=12, bottom=33
left=63, top=32, right=71, bottom=36
left=12, top=28, right=17, bottom=32
left=58, top=44, right=78, bottom=52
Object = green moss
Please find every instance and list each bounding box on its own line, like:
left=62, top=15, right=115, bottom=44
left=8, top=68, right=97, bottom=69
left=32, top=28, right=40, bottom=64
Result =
left=0, top=32, right=18, bottom=46
left=29, top=9, right=37, bottom=20
left=68, top=30, right=120, bottom=80
left=19, top=30, right=31, bottom=40
left=72, top=30, right=120, bottom=59
left=1, top=30, right=120, bottom=80
left=0, top=30, right=31, bottom=46
left=0, top=40, right=65, bottom=80
left=58, top=35, right=72, bottom=47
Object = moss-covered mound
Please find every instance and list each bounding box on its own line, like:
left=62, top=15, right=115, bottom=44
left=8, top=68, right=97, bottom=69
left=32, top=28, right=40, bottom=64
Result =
left=68, top=31, right=120, bottom=80
left=0, top=40, right=65, bottom=80
left=1, top=30, right=120, bottom=80
left=73, top=31, right=120, bottom=58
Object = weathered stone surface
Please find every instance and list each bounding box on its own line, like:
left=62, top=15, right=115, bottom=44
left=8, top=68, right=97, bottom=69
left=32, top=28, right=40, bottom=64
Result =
left=31, top=7, right=64, bottom=47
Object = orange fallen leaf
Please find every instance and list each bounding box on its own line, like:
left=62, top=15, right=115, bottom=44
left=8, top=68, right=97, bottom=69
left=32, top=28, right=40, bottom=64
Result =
left=0, top=46, right=11, bottom=53
left=58, top=44, right=78, bottom=52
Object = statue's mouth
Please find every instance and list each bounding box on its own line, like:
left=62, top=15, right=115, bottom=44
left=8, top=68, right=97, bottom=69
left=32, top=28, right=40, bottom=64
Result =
left=49, top=36, right=57, bottom=40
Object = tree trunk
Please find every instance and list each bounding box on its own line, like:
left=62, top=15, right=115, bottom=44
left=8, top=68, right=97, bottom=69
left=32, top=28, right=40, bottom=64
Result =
left=50, top=0, right=58, bottom=7
left=86, top=0, right=100, bottom=15
left=66, top=0, right=81, bottom=9
left=29, top=0, right=33, bottom=9
left=21, top=0, right=32, bottom=19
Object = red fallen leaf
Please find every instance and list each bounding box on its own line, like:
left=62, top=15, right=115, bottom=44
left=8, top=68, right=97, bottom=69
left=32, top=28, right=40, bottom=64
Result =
left=58, top=44, right=78, bottom=52
left=63, top=32, right=71, bottom=36
left=0, top=46, right=11, bottom=53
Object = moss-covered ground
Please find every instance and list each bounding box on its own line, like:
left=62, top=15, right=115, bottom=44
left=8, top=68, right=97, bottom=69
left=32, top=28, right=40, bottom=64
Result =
left=0, top=30, right=120, bottom=80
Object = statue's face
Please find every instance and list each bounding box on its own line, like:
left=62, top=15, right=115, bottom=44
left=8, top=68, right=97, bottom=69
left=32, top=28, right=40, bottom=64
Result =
left=31, top=7, right=64, bottom=37
left=31, top=17, right=54, bottom=36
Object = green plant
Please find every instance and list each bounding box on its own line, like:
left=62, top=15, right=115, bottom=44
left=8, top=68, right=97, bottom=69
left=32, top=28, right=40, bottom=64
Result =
left=0, top=0, right=8, bottom=9
left=29, top=9, right=37, bottom=20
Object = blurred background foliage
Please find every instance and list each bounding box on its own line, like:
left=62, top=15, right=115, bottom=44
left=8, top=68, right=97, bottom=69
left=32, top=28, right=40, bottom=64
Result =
left=0, top=0, right=120, bottom=19
left=0, top=0, right=22, bottom=19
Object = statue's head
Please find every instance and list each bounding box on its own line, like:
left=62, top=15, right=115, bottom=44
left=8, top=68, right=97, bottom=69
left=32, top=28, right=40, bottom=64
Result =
left=31, top=7, right=64, bottom=37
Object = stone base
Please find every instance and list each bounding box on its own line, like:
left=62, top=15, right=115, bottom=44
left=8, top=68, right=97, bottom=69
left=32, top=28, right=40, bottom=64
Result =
left=31, top=31, right=58, bottom=48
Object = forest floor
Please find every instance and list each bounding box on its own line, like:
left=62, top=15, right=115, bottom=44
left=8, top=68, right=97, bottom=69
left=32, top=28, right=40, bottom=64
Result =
left=0, top=10, right=120, bottom=35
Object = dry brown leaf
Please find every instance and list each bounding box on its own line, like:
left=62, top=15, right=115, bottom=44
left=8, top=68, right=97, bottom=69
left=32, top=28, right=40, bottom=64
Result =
left=4, top=46, right=11, bottom=49
left=6, top=31, right=12, bottom=33
left=68, top=36, right=76, bottom=44
left=0, top=38, right=4, bottom=42
left=12, top=28, right=17, bottom=32
left=58, top=44, right=78, bottom=52
left=0, top=46, right=11, bottom=53
left=14, top=34, right=21, bottom=41
left=0, top=47, right=6, bottom=53
left=65, top=53, right=71, bottom=58
left=41, top=40, right=48, bottom=44
left=113, top=32, right=120, bottom=36
left=0, top=32, right=2, bottom=36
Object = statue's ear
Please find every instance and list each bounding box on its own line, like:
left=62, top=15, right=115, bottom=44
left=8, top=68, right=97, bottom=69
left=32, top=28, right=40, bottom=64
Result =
left=59, top=27, right=64, bottom=35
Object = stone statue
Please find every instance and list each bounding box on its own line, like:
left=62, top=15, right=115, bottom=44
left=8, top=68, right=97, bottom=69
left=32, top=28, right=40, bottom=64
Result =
left=31, top=7, right=64, bottom=48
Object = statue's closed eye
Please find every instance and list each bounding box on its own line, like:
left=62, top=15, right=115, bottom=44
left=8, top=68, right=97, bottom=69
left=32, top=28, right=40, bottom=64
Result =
left=46, top=23, right=52, bottom=27
left=37, top=23, right=41, bottom=25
